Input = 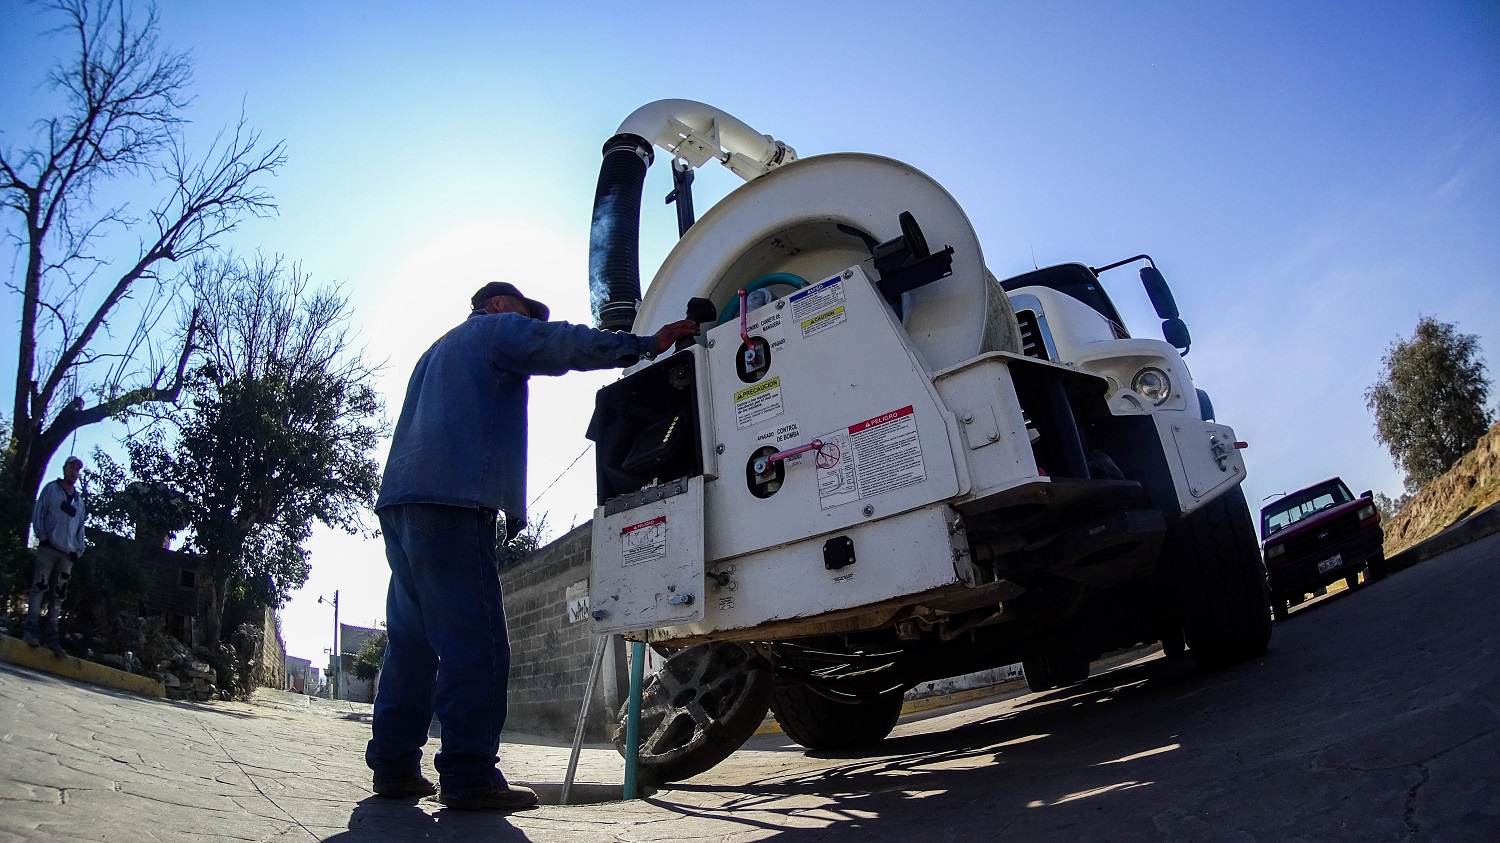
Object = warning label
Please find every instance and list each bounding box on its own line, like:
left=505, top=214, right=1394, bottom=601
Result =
left=733, top=376, right=784, bottom=429
left=790, top=276, right=848, bottom=338
left=816, top=405, right=927, bottom=509
left=800, top=306, right=847, bottom=338
left=621, top=516, right=666, bottom=567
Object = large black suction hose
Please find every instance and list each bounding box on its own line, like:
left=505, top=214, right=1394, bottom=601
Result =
left=589, top=133, right=655, bottom=332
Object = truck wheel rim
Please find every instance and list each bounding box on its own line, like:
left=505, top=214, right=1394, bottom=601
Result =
left=633, top=644, right=766, bottom=763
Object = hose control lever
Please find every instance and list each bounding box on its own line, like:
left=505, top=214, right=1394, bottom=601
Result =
left=738, top=289, right=759, bottom=368
left=753, top=439, right=840, bottom=476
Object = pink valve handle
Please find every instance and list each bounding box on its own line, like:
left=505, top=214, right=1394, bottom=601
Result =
left=753, top=439, right=837, bottom=475
left=738, top=289, right=764, bottom=369
left=739, top=289, right=751, bottom=346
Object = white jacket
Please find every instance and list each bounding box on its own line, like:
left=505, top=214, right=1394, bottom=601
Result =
left=32, top=479, right=87, bottom=556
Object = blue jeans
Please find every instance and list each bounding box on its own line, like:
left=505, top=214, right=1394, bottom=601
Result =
left=366, top=503, right=512, bottom=796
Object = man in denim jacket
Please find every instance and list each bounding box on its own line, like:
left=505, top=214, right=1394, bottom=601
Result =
left=367, top=281, right=698, bottom=811
left=26, top=455, right=86, bottom=654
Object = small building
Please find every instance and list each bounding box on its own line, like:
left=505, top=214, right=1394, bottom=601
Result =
left=82, top=529, right=207, bottom=646
left=335, top=623, right=383, bottom=703
left=284, top=655, right=314, bottom=694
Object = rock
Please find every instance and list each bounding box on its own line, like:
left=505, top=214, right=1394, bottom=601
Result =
left=190, top=661, right=212, bottom=676
left=161, top=674, right=180, bottom=688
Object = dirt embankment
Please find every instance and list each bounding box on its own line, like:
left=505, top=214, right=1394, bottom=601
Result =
left=1383, top=421, right=1500, bottom=555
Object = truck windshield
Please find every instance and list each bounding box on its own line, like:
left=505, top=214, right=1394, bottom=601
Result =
left=1000, top=264, right=1129, bottom=337
left=1261, top=481, right=1354, bottom=536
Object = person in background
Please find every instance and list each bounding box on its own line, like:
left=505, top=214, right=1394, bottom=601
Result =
left=26, top=455, right=87, bottom=655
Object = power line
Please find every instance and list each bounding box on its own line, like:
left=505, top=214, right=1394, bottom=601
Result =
left=529, top=444, right=592, bottom=508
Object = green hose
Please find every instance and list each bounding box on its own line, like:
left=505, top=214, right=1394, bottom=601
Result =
left=714, top=272, right=810, bottom=326
left=622, top=640, right=646, bottom=799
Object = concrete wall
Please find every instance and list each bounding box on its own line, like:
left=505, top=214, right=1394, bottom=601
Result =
left=500, top=521, right=622, bottom=741
left=252, top=606, right=288, bottom=691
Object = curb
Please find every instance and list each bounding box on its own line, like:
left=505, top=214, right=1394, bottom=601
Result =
left=0, top=634, right=164, bottom=698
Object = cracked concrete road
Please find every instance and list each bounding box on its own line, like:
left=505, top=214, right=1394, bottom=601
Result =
left=2, top=533, right=1496, bottom=842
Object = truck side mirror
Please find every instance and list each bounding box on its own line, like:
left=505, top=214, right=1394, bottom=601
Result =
left=1360, top=489, right=1373, bottom=499
left=1162, top=317, right=1191, bottom=352
left=1140, top=266, right=1179, bottom=320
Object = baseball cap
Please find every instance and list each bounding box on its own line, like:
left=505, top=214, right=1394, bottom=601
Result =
left=471, top=282, right=550, bottom=321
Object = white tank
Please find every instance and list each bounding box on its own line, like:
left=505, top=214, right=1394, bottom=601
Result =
left=632, top=153, right=1020, bottom=373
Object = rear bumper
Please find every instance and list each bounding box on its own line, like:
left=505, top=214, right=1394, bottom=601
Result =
left=1266, top=525, right=1384, bottom=598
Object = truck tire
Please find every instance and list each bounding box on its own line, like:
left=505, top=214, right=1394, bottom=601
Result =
left=613, top=643, right=771, bottom=784
left=769, top=685, right=905, bottom=751
left=1022, top=656, right=1055, bottom=693
left=1165, top=486, right=1272, bottom=669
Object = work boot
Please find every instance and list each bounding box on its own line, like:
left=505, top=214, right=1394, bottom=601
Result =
left=436, top=782, right=539, bottom=812
left=22, top=632, right=40, bottom=647
left=372, top=774, right=437, bottom=798
left=46, top=637, right=66, bottom=657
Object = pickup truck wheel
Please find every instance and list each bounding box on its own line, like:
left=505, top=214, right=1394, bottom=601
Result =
left=1022, top=656, right=1055, bottom=693
left=1368, top=554, right=1387, bottom=582
left=1166, top=486, right=1273, bottom=669
left=769, top=685, right=905, bottom=751
left=1344, top=573, right=1361, bottom=590
left=1272, top=599, right=1289, bottom=622
left=612, top=643, right=771, bottom=784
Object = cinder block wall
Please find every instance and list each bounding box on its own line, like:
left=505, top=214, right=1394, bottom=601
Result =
left=500, top=521, right=624, bottom=741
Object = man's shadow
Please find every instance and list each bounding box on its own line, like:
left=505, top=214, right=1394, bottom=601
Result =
left=322, top=797, right=534, bottom=842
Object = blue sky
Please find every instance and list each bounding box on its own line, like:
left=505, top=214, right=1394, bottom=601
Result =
left=3, top=2, right=1498, bottom=662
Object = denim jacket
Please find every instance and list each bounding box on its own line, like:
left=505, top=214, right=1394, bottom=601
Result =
left=376, top=311, right=654, bottom=529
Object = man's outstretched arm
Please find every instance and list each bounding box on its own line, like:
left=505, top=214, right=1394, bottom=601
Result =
left=489, top=315, right=699, bottom=375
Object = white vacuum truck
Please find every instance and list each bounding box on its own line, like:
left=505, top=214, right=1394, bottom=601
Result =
left=583, top=100, right=1270, bottom=783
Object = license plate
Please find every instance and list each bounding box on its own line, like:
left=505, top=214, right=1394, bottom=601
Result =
left=1317, top=554, right=1343, bottom=574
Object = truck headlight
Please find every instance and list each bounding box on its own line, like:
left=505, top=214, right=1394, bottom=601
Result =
left=1132, top=367, right=1172, bottom=405
left=1357, top=504, right=1378, bottom=523
left=1265, top=543, right=1286, bottom=559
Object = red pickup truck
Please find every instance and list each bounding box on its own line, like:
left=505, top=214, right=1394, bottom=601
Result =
left=1260, top=478, right=1385, bottom=621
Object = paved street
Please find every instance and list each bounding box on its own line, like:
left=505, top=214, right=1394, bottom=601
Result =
left=2, top=532, right=1497, bottom=842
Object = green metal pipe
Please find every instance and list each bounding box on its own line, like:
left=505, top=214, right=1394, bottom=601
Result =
left=622, top=639, right=647, bottom=799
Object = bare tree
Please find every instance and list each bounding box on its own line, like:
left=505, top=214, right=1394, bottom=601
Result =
left=0, top=0, right=285, bottom=537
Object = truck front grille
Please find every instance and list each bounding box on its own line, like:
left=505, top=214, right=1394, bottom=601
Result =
left=1016, top=310, right=1049, bottom=360
left=1280, top=512, right=1361, bottom=564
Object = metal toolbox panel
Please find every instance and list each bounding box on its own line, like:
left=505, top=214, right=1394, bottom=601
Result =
left=589, top=476, right=707, bottom=635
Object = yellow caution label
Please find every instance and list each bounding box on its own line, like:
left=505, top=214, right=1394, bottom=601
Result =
left=734, top=377, right=782, bottom=403
left=800, top=306, right=846, bottom=331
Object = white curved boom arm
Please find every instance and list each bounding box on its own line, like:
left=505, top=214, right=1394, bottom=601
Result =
left=616, top=99, right=797, bottom=181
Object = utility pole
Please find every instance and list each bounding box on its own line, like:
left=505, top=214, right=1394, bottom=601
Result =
left=319, top=591, right=340, bottom=700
